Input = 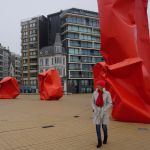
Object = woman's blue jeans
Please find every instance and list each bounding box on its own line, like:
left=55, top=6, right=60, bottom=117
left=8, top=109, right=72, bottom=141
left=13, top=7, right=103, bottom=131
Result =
left=96, top=124, right=108, bottom=142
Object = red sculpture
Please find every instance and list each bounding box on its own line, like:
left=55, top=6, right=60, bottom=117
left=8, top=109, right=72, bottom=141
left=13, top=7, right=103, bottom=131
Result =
left=38, top=69, right=63, bottom=100
left=94, top=0, right=150, bottom=123
left=0, top=77, right=20, bottom=99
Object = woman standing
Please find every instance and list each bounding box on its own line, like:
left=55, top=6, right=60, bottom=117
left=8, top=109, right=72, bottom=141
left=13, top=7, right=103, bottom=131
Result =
left=92, top=80, right=112, bottom=148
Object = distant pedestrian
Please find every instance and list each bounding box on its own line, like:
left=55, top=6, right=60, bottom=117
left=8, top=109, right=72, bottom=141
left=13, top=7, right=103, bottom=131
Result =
left=92, top=80, right=112, bottom=148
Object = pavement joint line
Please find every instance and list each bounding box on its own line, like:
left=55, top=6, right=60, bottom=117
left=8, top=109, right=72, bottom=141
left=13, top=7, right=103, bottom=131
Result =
left=4, top=131, right=95, bottom=150
left=0, top=127, right=38, bottom=134
left=137, top=128, right=149, bottom=131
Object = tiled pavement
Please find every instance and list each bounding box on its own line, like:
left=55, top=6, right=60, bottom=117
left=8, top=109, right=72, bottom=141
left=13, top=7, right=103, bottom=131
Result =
left=0, top=94, right=150, bottom=150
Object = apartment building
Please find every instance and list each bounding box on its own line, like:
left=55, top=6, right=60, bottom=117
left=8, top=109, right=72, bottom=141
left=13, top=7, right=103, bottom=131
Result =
left=9, top=52, right=21, bottom=83
left=0, top=43, right=10, bottom=79
left=21, top=16, right=48, bottom=91
left=60, top=8, right=102, bottom=93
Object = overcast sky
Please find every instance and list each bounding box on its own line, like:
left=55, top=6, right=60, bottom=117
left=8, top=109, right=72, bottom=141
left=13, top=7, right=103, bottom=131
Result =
left=0, top=0, right=98, bottom=54
left=0, top=0, right=150, bottom=54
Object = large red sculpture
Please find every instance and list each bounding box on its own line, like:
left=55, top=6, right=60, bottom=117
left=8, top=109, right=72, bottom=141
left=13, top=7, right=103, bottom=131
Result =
left=94, top=0, right=150, bottom=123
left=38, top=69, right=63, bottom=100
left=0, top=77, right=20, bottom=99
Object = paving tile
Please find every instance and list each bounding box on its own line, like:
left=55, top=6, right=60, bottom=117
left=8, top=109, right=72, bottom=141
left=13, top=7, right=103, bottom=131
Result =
left=0, top=94, right=149, bottom=150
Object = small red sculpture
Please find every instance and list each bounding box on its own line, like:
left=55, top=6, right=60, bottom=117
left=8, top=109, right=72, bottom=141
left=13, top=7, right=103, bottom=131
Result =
left=0, top=77, right=20, bottom=99
left=38, top=69, right=63, bottom=100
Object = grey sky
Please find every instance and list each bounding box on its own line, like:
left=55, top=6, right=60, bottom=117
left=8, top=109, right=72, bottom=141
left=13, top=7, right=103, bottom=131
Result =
left=0, top=0, right=98, bottom=54
left=0, top=0, right=150, bottom=54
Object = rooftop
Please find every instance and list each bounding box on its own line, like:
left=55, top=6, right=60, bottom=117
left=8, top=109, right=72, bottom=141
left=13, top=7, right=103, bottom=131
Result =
left=39, top=33, right=66, bottom=57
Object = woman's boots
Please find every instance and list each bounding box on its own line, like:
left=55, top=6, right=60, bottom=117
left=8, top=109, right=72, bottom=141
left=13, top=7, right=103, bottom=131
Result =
left=97, top=138, right=102, bottom=148
left=103, top=135, right=108, bottom=144
left=96, top=124, right=108, bottom=148
left=102, top=124, right=108, bottom=144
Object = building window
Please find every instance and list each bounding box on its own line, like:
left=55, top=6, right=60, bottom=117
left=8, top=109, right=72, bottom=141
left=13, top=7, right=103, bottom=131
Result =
left=30, top=80, right=36, bottom=85
left=23, top=25, right=28, bottom=29
left=94, top=57, right=102, bottom=63
left=82, top=64, right=92, bottom=71
left=45, top=58, right=49, bottom=66
left=68, top=80, right=77, bottom=86
left=80, top=34, right=92, bottom=41
left=30, top=23, right=36, bottom=28
left=66, top=33, right=79, bottom=39
left=63, top=57, right=65, bottom=65
left=69, top=48, right=80, bottom=55
left=30, top=37, right=36, bottom=42
left=23, top=73, right=28, bottom=77
left=69, top=64, right=80, bottom=70
left=30, top=51, right=37, bottom=56
left=30, top=43, right=37, bottom=49
left=56, top=57, right=62, bottom=64
left=23, top=59, right=27, bottom=64
left=30, top=65, right=37, bottom=70
left=55, top=46, right=62, bottom=53
left=70, top=40, right=80, bottom=47
left=81, top=49, right=90, bottom=55
left=80, top=72, right=92, bottom=78
left=93, top=29, right=100, bottom=34
left=81, top=41, right=92, bottom=48
left=23, top=52, right=27, bottom=57
left=52, top=58, right=54, bottom=65
left=94, top=43, right=100, bottom=49
left=70, top=56, right=80, bottom=62
left=23, top=31, right=28, bottom=36
left=66, top=16, right=86, bottom=25
left=22, top=45, right=27, bottom=49
left=23, top=66, right=28, bottom=71
left=56, top=68, right=63, bottom=76
left=63, top=68, right=66, bottom=76
left=30, top=58, right=37, bottom=63
left=81, top=56, right=92, bottom=63
left=92, top=36, right=100, bottom=42
left=30, top=30, right=33, bottom=35
left=40, top=59, right=43, bottom=66
left=23, top=38, right=28, bottom=43
left=30, top=73, right=37, bottom=77
left=81, top=80, right=89, bottom=86
left=70, top=71, right=80, bottom=78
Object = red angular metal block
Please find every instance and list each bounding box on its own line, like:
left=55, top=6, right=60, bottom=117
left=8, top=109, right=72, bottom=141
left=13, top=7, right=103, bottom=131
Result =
left=0, top=77, right=20, bottom=99
left=38, top=69, right=63, bottom=100
left=94, top=0, right=150, bottom=123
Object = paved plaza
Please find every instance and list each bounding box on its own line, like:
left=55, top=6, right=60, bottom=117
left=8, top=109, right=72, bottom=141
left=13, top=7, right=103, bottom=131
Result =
left=0, top=94, right=150, bottom=150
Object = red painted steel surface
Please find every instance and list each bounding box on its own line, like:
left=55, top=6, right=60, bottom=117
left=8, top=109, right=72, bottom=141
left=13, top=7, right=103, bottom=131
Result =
left=0, top=77, right=20, bottom=99
left=38, top=69, right=63, bottom=100
left=94, top=0, right=150, bottom=123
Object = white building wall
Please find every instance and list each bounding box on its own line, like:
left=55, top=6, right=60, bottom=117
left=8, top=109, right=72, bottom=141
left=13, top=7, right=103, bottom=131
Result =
left=39, top=54, right=67, bottom=93
left=39, top=55, right=66, bottom=77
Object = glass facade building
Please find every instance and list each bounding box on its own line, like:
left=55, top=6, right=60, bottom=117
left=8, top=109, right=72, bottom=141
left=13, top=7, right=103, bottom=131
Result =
left=60, top=8, right=103, bottom=93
